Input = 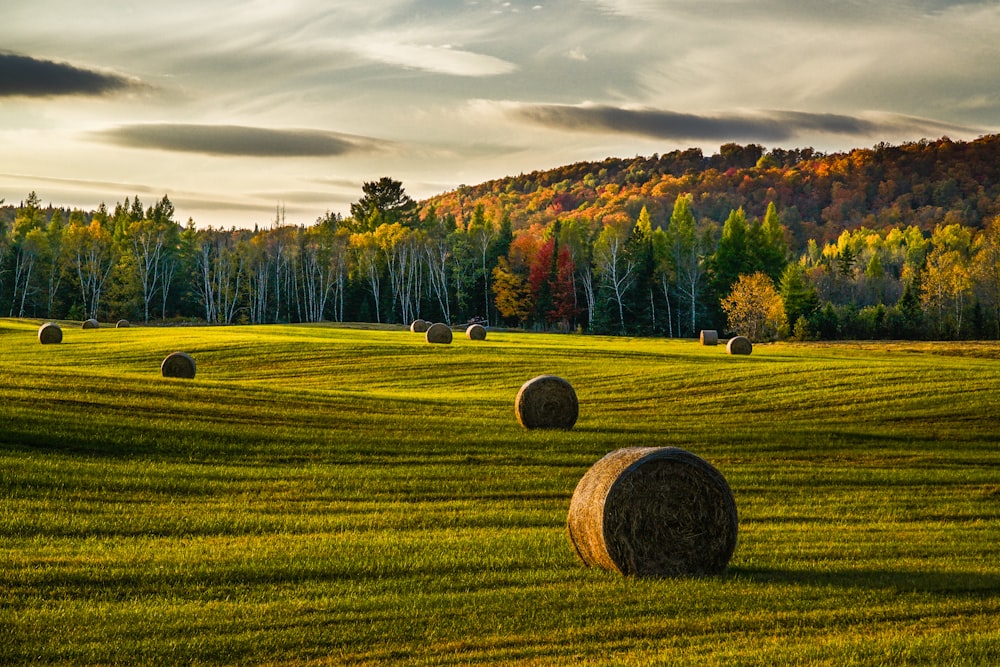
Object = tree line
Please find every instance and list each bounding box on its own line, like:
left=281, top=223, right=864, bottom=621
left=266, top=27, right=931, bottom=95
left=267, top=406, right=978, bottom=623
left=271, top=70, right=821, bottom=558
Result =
left=2, top=175, right=999, bottom=341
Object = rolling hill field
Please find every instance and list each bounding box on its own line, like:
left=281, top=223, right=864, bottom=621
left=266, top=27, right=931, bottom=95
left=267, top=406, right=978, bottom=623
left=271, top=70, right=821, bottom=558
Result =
left=1, top=319, right=998, bottom=665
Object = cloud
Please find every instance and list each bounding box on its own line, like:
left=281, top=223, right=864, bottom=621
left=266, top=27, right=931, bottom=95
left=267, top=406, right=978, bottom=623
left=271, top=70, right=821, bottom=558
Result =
left=505, top=103, right=983, bottom=143
left=0, top=51, right=139, bottom=97
left=345, top=38, right=518, bottom=77
left=92, top=123, right=387, bottom=158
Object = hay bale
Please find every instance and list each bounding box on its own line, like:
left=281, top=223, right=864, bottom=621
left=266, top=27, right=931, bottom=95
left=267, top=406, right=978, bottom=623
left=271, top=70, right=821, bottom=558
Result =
left=116, top=319, right=130, bottom=328
left=726, top=336, right=753, bottom=355
left=466, top=323, right=487, bottom=340
left=82, top=318, right=99, bottom=329
left=425, top=322, right=453, bottom=344
left=38, top=322, right=63, bottom=345
left=700, top=330, right=718, bottom=346
left=161, top=351, right=196, bottom=379
left=567, top=447, right=738, bottom=578
left=515, top=375, right=578, bottom=430
left=410, top=319, right=429, bottom=333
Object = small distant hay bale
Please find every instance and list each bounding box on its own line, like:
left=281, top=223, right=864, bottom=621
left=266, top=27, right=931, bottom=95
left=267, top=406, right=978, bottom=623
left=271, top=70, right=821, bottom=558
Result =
left=38, top=322, right=63, bottom=345
left=567, top=447, right=738, bottom=578
left=161, top=351, right=196, bottom=379
left=410, top=319, right=429, bottom=333
left=116, top=319, right=130, bottom=328
left=466, top=323, right=487, bottom=340
left=726, top=336, right=753, bottom=355
left=515, top=375, right=578, bottom=430
left=700, top=330, right=718, bottom=346
left=82, top=318, right=99, bottom=329
left=425, top=322, right=453, bottom=344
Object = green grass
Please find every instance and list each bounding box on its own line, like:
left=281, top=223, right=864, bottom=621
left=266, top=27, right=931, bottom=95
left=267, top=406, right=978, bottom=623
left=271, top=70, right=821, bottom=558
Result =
left=1, top=318, right=998, bottom=665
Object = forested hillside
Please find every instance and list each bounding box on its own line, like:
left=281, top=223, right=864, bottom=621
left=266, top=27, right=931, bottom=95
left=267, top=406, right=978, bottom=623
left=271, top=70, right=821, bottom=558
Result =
left=3, top=135, right=1000, bottom=340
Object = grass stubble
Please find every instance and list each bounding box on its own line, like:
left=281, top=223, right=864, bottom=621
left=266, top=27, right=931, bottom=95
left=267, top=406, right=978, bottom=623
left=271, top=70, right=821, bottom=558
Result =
left=0, top=318, right=998, bottom=665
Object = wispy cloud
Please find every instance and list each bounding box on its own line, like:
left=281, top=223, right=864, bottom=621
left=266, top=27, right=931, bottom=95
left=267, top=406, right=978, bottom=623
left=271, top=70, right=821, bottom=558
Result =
left=0, top=51, right=140, bottom=97
left=344, top=36, right=517, bottom=77
left=92, top=123, right=387, bottom=158
left=505, top=103, right=982, bottom=143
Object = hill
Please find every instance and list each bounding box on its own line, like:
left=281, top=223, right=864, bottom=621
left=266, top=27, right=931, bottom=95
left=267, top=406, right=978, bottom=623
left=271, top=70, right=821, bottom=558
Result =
left=421, top=134, right=1000, bottom=252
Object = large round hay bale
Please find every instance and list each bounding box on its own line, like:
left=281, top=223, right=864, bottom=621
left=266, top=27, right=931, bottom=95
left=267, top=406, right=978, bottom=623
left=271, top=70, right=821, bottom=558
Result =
left=425, top=322, right=452, bottom=344
left=466, top=323, right=487, bottom=340
left=515, top=375, right=578, bottom=430
left=410, top=319, right=429, bottom=333
left=161, top=351, right=196, bottom=379
left=726, top=336, right=753, bottom=355
left=567, top=447, right=738, bottom=578
left=700, top=330, right=718, bottom=346
left=116, top=319, right=130, bottom=328
left=38, top=322, right=63, bottom=345
left=82, top=318, right=99, bottom=329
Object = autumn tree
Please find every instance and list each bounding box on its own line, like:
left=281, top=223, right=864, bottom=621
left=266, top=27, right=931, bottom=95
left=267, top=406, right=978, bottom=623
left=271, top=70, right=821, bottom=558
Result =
left=920, top=223, right=973, bottom=338
left=721, top=272, right=786, bottom=341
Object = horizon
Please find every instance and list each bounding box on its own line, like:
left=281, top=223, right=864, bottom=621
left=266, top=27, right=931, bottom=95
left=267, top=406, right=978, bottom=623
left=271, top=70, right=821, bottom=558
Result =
left=3, top=1, right=998, bottom=229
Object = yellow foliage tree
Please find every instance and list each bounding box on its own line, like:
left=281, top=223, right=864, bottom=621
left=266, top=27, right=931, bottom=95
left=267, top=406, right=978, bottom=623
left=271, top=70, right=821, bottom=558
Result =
left=721, top=272, right=785, bottom=341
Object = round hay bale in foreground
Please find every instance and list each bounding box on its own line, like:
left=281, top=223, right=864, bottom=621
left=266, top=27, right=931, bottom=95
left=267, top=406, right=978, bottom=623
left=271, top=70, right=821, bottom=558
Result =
left=82, top=318, right=99, bottom=329
left=466, top=323, right=487, bottom=340
left=425, top=322, right=453, bottom=344
left=700, top=329, right=718, bottom=346
left=161, top=351, right=196, bottom=379
left=515, top=375, right=578, bottom=430
left=38, top=322, right=63, bottom=345
left=410, top=319, right=429, bottom=333
left=567, top=447, right=738, bottom=578
left=726, top=335, right=753, bottom=355
left=116, top=319, right=130, bottom=328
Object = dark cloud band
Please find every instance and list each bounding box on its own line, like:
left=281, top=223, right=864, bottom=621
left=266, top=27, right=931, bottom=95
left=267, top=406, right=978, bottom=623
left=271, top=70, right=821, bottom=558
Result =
left=0, top=52, right=135, bottom=97
left=94, top=124, right=380, bottom=158
left=510, top=103, right=978, bottom=142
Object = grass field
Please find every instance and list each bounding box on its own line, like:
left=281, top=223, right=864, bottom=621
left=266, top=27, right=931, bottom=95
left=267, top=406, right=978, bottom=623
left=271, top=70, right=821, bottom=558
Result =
left=1, top=318, right=998, bottom=665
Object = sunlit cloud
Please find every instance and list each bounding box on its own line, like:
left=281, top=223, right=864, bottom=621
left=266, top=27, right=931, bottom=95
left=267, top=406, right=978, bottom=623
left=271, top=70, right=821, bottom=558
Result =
left=344, top=37, right=518, bottom=77
left=92, top=124, right=388, bottom=158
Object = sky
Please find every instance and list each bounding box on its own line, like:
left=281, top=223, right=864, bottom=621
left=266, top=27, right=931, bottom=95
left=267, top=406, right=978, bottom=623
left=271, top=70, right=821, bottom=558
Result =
left=1, top=0, right=998, bottom=228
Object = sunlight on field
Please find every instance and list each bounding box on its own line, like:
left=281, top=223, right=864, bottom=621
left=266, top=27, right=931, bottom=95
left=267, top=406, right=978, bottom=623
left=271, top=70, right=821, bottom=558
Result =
left=1, top=319, right=998, bottom=665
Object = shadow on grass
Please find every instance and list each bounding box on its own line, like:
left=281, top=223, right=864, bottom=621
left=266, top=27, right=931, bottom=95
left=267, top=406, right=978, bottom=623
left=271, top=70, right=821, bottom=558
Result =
left=729, top=566, right=1000, bottom=595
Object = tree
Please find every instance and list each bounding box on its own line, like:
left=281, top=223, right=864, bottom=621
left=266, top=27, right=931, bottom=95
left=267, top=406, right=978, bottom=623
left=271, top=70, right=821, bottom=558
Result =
left=708, top=208, right=751, bottom=299
left=920, top=223, right=973, bottom=338
left=593, top=216, right=636, bottom=333
left=348, top=177, right=417, bottom=233
left=779, top=262, right=820, bottom=332
left=64, top=217, right=117, bottom=319
left=492, top=257, right=532, bottom=326
left=9, top=191, right=47, bottom=317
left=721, top=272, right=785, bottom=341
left=972, top=216, right=1000, bottom=338
left=664, top=194, right=707, bottom=337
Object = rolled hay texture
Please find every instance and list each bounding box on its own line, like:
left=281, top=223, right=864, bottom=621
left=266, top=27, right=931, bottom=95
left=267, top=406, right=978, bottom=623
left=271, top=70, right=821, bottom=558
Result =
left=410, top=319, right=429, bottom=333
left=38, top=322, right=63, bottom=345
left=116, top=319, right=130, bottom=328
left=567, top=447, right=738, bottom=578
left=515, top=375, right=578, bottom=430
left=726, top=335, right=753, bottom=355
left=82, top=318, right=99, bottom=329
left=700, top=330, right=718, bottom=346
left=466, top=323, right=487, bottom=340
left=425, top=322, right=453, bottom=344
left=161, top=351, right=196, bottom=379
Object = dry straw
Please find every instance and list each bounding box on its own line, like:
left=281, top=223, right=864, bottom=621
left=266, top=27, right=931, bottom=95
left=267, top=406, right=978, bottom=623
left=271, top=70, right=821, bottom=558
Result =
left=515, top=375, right=578, bottom=430
left=567, top=447, right=738, bottom=578
left=116, top=320, right=130, bottom=328
left=161, top=351, right=197, bottom=378
left=726, top=336, right=753, bottom=355
left=700, top=330, right=718, bottom=346
left=466, top=323, right=487, bottom=340
left=38, top=322, right=63, bottom=345
left=410, top=319, right=429, bottom=333
left=82, top=318, right=99, bottom=329
left=425, top=322, right=453, bottom=344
